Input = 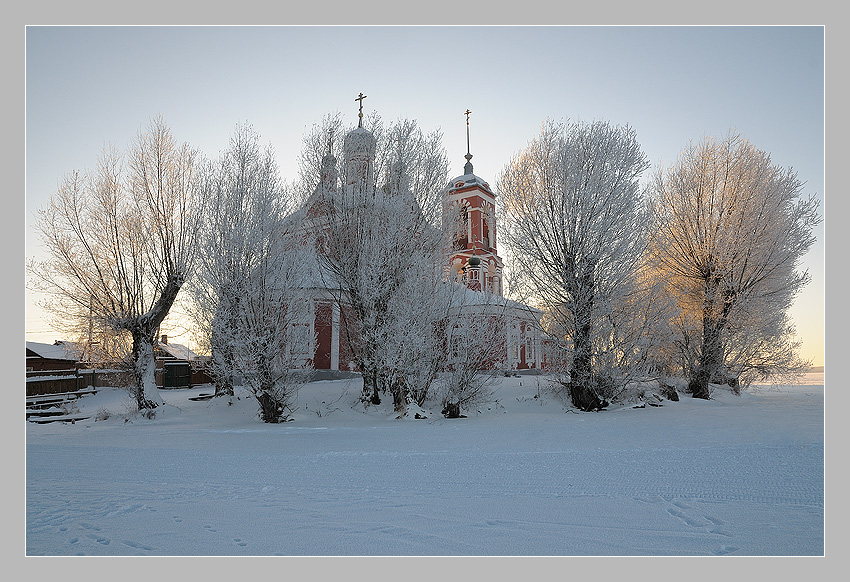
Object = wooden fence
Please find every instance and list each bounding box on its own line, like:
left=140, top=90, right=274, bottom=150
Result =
left=27, top=366, right=210, bottom=397
left=26, top=369, right=82, bottom=396
left=26, top=368, right=135, bottom=397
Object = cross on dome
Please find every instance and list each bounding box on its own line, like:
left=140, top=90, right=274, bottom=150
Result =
left=355, top=92, right=367, bottom=128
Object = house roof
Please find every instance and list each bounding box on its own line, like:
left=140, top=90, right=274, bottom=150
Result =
left=26, top=341, right=78, bottom=361
left=158, top=341, right=201, bottom=361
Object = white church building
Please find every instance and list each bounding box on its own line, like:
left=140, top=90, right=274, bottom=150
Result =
left=291, top=99, right=543, bottom=373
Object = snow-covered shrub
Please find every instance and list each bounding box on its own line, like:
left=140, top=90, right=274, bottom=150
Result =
left=94, top=406, right=111, bottom=422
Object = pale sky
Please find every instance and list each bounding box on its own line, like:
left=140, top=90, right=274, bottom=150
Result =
left=24, top=25, right=825, bottom=366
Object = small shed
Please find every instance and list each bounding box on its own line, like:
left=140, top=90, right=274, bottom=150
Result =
left=154, top=335, right=210, bottom=389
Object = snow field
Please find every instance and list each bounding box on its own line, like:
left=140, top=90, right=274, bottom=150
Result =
left=26, top=374, right=824, bottom=556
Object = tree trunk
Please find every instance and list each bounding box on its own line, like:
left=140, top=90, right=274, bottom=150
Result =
left=569, top=299, right=606, bottom=412
left=442, top=400, right=462, bottom=419
left=254, top=353, right=284, bottom=423
left=690, top=276, right=726, bottom=400
left=130, top=274, right=184, bottom=411
left=690, top=322, right=723, bottom=399
left=130, top=329, right=162, bottom=411
left=360, top=362, right=382, bottom=406
left=213, top=371, right=234, bottom=398
left=211, top=341, right=234, bottom=397
left=256, top=391, right=282, bottom=423
left=568, top=381, right=607, bottom=412
left=210, top=299, right=236, bottom=397
left=389, top=370, right=409, bottom=413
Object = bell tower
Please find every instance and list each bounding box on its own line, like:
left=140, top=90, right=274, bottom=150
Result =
left=444, top=109, right=504, bottom=295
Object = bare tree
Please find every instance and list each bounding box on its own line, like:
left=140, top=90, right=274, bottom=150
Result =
left=299, top=113, right=450, bottom=413
left=29, top=117, right=202, bottom=411
left=497, top=119, right=650, bottom=411
left=647, top=132, right=820, bottom=398
left=38, top=295, right=134, bottom=368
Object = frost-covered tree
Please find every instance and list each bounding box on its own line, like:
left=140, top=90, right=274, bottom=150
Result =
left=647, top=132, right=820, bottom=398
left=498, top=119, right=650, bottom=411
left=28, top=117, right=202, bottom=411
left=233, top=241, right=313, bottom=423
left=186, top=122, right=312, bottom=422
left=187, top=123, right=277, bottom=397
left=439, top=289, right=515, bottom=418
left=298, top=113, right=450, bottom=413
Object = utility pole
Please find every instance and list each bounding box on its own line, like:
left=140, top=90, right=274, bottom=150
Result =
left=88, top=295, right=93, bottom=364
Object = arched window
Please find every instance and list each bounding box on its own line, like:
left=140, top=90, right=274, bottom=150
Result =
left=453, top=202, right=469, bottom=250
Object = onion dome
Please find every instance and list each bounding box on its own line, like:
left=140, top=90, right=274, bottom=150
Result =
left=343, top=125, right=376, bottom=162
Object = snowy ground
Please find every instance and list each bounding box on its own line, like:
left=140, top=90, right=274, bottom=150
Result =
left=25, top=373, right=824, bottom=559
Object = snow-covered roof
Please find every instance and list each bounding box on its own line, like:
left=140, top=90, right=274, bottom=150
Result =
left=449, top=285, right=542, bottom=318
left=444, top=172, right=494, bottom=195
left=158, top=341, right=201, bottom=361
left=26, top=341, right=78, bottom=361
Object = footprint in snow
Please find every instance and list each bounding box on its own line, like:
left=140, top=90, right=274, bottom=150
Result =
left=86, top=533, right=110, bottom=545
left=121, top=540, right=155, bottom=551
left=710, top=527, right=734, bottom=538
left=666, top=507, right=705, bottom=528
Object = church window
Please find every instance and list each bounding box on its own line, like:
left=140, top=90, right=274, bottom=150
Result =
left=453, top=203, right=469, bottom=250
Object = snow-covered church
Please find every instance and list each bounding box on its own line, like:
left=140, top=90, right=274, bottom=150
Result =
left=293, top=100, right=543, bottom=373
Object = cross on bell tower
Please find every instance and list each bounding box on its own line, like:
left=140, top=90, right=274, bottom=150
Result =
left=443, top=108, right=504, bottom=295
left=464, top=109, right=474, bottom=175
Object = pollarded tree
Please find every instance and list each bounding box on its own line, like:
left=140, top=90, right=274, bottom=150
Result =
left=298, top=113, right=450, bottom=412
left=647, top=132, right=820, bottom=398
left=498, top=119, right=650, bottom=411
left=28, top=117, right=202, bottom=411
